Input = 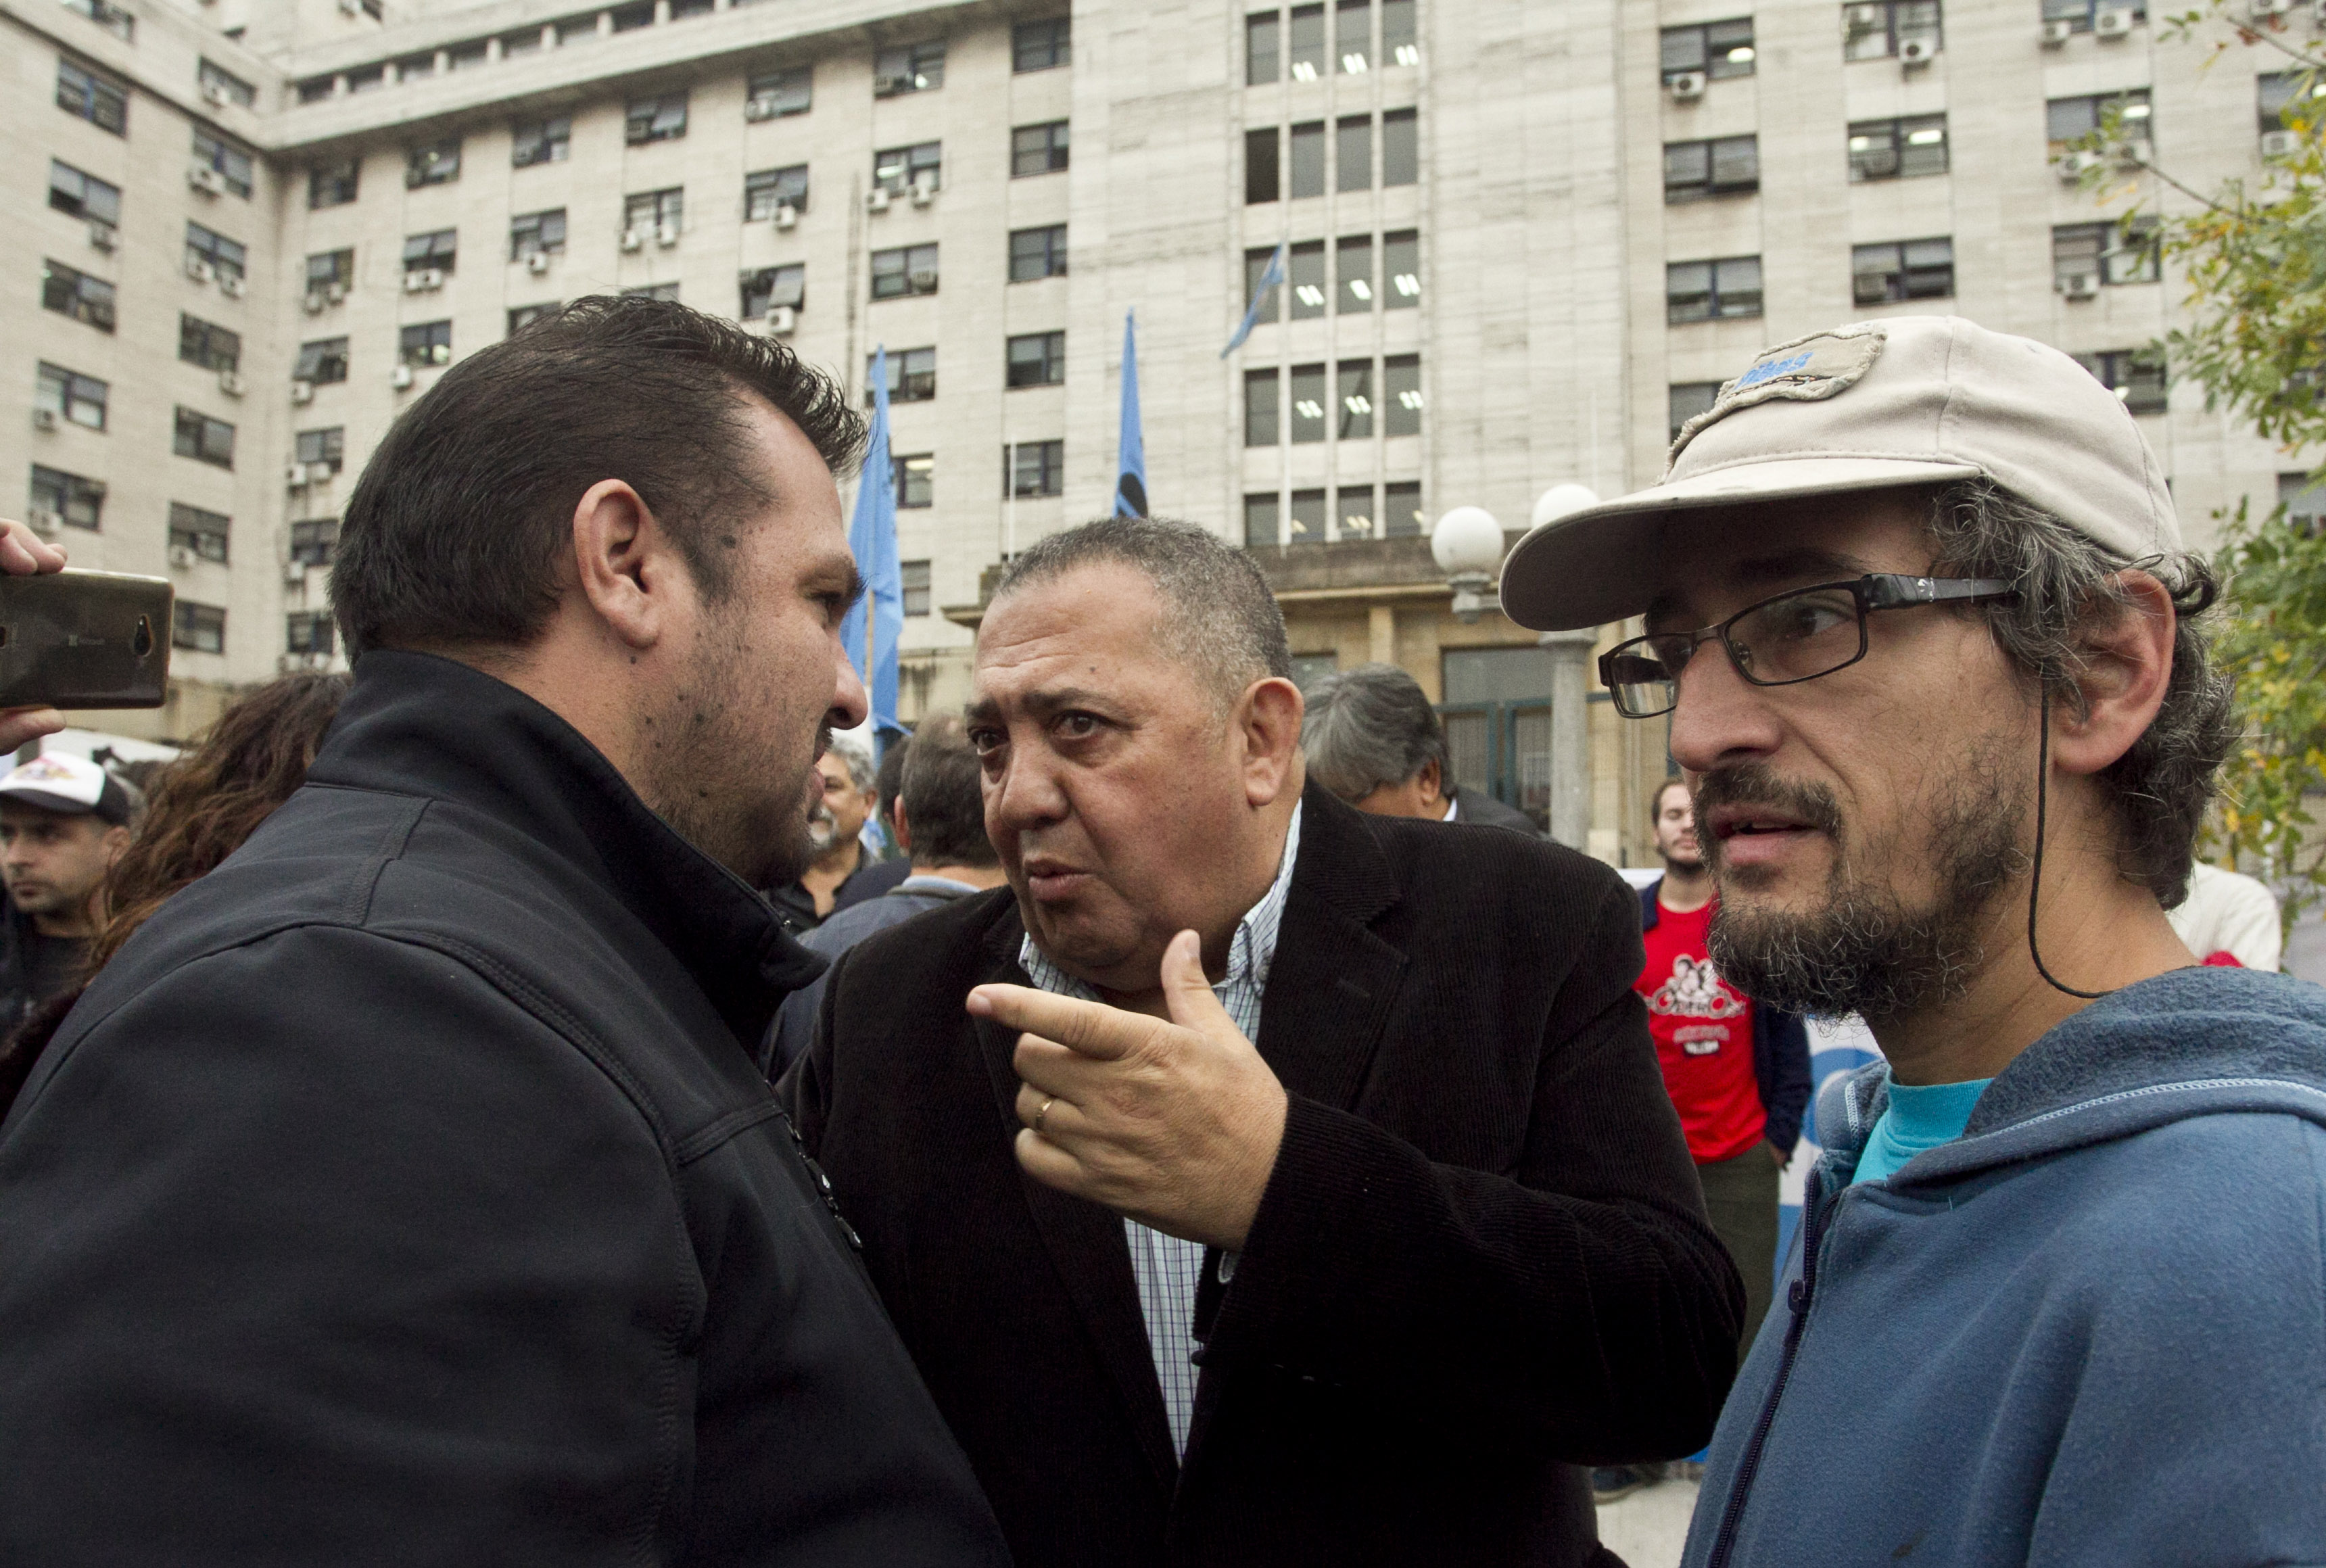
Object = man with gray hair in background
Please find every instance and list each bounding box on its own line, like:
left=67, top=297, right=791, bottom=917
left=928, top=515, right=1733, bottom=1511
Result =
left=767, top=731, right=907, bottom=930
left=1302, top=661, right=1543, bottom=836
left=785, top=515, right=1740, bottom=1568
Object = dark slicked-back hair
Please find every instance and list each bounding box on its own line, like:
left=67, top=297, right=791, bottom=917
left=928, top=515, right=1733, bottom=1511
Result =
left=332, top=295, right=865, bottom=657
left=991, top=517, right=1292, bottom=709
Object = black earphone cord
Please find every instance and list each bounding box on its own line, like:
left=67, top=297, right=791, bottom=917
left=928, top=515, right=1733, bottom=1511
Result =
left=2028, top=684, right=2115, bottom=1001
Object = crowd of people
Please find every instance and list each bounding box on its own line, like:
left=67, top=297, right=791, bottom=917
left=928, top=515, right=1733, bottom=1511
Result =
left=0, top=295, right=2316, bottom=1568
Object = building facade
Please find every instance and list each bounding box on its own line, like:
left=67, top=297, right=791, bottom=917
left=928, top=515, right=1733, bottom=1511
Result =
left=2, top=0, right=2306, bottom=863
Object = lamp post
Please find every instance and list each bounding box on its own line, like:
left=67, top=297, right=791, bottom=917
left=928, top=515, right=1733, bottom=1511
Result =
left=1528, top=485, right=1600, bottom=851
left=1429, top=505, right=1504, bottom=623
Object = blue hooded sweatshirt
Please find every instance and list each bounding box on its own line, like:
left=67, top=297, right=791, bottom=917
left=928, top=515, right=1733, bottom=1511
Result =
left=1683, top=966, right=2326, bottom=1568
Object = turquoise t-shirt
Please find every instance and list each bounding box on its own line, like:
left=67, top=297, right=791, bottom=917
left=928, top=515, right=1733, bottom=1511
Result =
left=1851, top=1074, right=1995, bottom=1185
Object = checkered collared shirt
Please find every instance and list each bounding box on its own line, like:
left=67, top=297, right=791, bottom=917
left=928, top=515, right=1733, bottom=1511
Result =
left=1017, top=802, right=1302, bottom=1459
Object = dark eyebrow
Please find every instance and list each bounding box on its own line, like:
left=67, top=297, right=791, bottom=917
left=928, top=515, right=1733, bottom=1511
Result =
left=1644, top=548, right=1873, bottom=627
left=964, top=685, right=1124, bottom=726
left=805, top=551, right=866, bottom=615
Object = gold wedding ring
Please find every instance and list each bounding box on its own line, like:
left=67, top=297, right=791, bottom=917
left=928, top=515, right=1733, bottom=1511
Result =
left=1033, top=1096, right=1055, bottom=1136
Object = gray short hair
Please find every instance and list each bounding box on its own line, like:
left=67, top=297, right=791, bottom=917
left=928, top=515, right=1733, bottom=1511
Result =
left=990, top=517, right=1292, bottom=708
left=1926, top=479, right=2233, bottom=908
left=822, top=731, right=876, bottom=792
left=1301, top=663, right=1447, bottom=801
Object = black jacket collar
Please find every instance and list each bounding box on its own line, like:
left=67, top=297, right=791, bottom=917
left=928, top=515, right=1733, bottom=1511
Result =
left=308, top=650, right=824, bottom=1044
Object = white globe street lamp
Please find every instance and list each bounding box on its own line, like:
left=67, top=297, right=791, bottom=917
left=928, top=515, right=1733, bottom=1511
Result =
left=1430, top=505, right=1504, bottom=623
left=1529, top=483, right=1600, bottom=531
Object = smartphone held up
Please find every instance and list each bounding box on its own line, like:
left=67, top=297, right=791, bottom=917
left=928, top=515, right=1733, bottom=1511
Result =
left=0, top=570, right=173, bottom=710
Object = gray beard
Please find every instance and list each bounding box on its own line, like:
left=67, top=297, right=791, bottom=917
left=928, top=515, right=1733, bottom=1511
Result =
left=1703, top=751, right=2028, bottom=1025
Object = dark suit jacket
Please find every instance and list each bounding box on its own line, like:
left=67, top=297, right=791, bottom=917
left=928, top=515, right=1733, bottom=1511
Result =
left=1638, top=878, right=1814, bottom=1154
left=783, top=784, right=1743, bottom=1568
left=1448, top=784, right=1544, bottom=838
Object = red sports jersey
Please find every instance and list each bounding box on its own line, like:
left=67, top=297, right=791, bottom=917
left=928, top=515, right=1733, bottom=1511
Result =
left=1636, top=898, right=1767, bottom=1164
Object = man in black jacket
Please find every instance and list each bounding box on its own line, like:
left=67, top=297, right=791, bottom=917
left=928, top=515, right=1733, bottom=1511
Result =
left=785, top=518, right=1741, bottom=1568
left=0, top=299, right=1010, bottom=1567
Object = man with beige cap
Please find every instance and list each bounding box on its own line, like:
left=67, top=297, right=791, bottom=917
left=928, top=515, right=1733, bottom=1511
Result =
left=1502, top=316, right=2326, bottom=1565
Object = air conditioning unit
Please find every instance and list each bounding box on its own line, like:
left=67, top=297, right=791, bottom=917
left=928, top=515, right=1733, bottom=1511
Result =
left=186, top=256, right=215, bottom=283
left=188, top=164, right=226, bottom=195
left=291, top=379, right=315, bottom=404
left=907, top=266, right=939, bottom=292
left=2262, top=128, right=2301, bottom=157
left=773, top=202, right=798, bottom=230
left=337, top=0, right=360, bottom=13
left=2114, top=137, right=2154, bottom=166
left=867, top=187, right=892, bottom=213
left=306, top=460, right=336, bottom=482
left=2058, top=149, right=2104, bottom=181
left=1667, top=70, right=1707, bottom=101
left=168, top=544, right=198, bottom=569
left=218, top=369, right=245, bottom=397
left=429, top=343, right=450, bottom=365
left=286, top=462, right=310, bottom=488
left=2253, top=0, right=2295, bottom=16
left=2041, top=18, right=2074, bottom=43
left=391, top=362, right=415, bottom=389
left=656, top=221, right=680, bottom=247
left=303, top=291, right=327, bottom=314
left=744, top=95, right=778, bottom=121
left=1898, top=34, right=1938, bottom=64
left=2058, top=270, right=2100, bottom=299
left=26, top=509, right=62, bottom=536
left=87, top=220, right=117, bottom=252
left=326, top=281, right=348, bottom=304
left=32, top=408, right=58, bottom=432
left=2095, top=7, right=2136, bottom=35
left=766, top=304, right=797, bottom=335
left=219, top=273, right=246, bottom=298
left=284, top=561, right=309, bottom=588
left=525, top=250, right=550, bottom=274
left=201, top=81, right=231, bottom=106
left=620, top=227, right=646, bottom=252
left=909, top=180, right=935, bottom=208
left=873, top=73, right=910, bottom=95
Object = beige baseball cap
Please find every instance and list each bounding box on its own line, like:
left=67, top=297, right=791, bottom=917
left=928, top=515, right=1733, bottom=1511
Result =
left=1498, top=316, right=2182, bottom=632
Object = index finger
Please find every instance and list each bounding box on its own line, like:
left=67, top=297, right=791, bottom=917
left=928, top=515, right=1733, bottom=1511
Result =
left=0, top=521, right=67, bottom=576
left=967, top=982, right=1149, bottom=1062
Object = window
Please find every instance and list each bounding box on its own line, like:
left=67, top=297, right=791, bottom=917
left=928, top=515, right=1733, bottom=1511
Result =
left=1290, top=362, right=1329, bottom=443
left=1289, top=120, right=1327, bottom=198
left=555, top=12, right=600, bottom=45
left=32, top=465, right=104, bottom=529
left=1244, top=492, right=1281, bottom=547
left=513, top=116, right=571, bottom=166
left=1015, top=17, right=1071, bottom=71
left=1383, top=354, right=1421, bottom=436
left=310, top=158, right=360, bottom=208
left=872, top=347, right=937, bottom=402
left=293, top=337, right=349, bottom=384
left=1012, top=225, right=1070, bottom=280
left=1007, top=331, right=1067, bottom=387
left=1383, top=229, right=1421, bottom=308
left=1013, top=122, right=1070, bottom=177
left=400, top=321, right=454, bottom=369
left=2280, top=471, right=2326, bottom=532
left=2047, top=90, right=2152, bottom=149
left=2053, top=220, right=2160, bottom=285
left=511, top=209, right=567, bottom=260
left=179, top=315, right=241, bottom=373
left=1243, top=246, right=1285, bottom=325
left=289, top=517, right=339, bottom=566
left=406, top=139, right=461, bottom=187
left=41, top=260, right=115, bottom=333
left=396, top=51, right=438, bottom=82
left=872, top=243, right=940, bottom=299
left=1248, top=11, right=1281, bottom=83
left=306, top=250, right=354, bottom=293
left=746, top=66, right=813, bottom=117
left=36, top=364, right=107, bottom=431
left=1245, top=369, right=1281, bottom=445
left=1246, top=128, right=1281, bottom=203
left=1339, top=0, right=1371, bottom=72
left=508, top=302, right=561, bottom=333
left=1383, top=0, right=1417, bottom=63
left=199, top=60, right=258, bottom=107
left=1665, top=136, right=1760, bottom=201
left=1669, top=381, right=1721, bottom=439
left=895, top=457, right=934, bottom=510
left=1337, top=115, right=1372, bottom=191
left=1845, top=0, right=1943, bottom=61
left=1337, top=360, right=1374, bottom=439
left=173, top=602, right=226, bottom=655
left=1666, top=256, right=1763, bottom=323
left=1337, top=234, right=1375, bottom=312
left=1289, top=488, right=1327, bottom=544
left=189, top=131, right=255, bottom=201
left=621, top=192, right=684, bottom=242
left=57, top=62, right=128, bottom=135
left=348, top=64, right=386, bottom=92
left=627, top=93, right=689, bottom=145
left=403, top=229, right=457, bottom=275
left=874, top=40, right=946, bottom=95
left=740, top=264, right=805, bottom=318
left=1384, top=479, right=1424, bottom=536
left=1851, top=237, right=1954, bottom=304
left=1337, top=483, right=1377, bottom=540
left=1381, top=108, right=1418, bottom=185
left=874, top=142, right=943, bottom=193
left=611, top=1, right=654, bottom=32
left=47, top=161, right=120, bottom=226
left=2258, top=71, right=2323, bottom=133
left=1289, top=3, right=1327, bottom=78
left=1287, top=241, right=1327, bottom=318
left=2074, top=349, right=2168, bottom=413
left=901, top=559, right=932, bottom=615
left=168, top=502, right=231, bottom=563
left=287, top=612, right=335, bottom=657
left=1849, top=115, right=1949, bottom=180
left=450, top=39, right=490, bottom=68
left=2042, top=0, right=2145, bottom=32
left=745, top=165, right=810, bottom=218
left=1661, top=18, right=1755, bottom=80
left=186, top=222, right=247, bottom=282
left=64, top=0, right=134, bottom=40
left=296, top=427, right=346, bottom=473
left=173, top=407, right=235, bottom=469
left=1007, top=440, right=1065, bottom=497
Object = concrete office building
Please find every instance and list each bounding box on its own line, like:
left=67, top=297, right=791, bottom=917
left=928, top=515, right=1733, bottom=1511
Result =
left=3, top=0, right=2306, bottom=861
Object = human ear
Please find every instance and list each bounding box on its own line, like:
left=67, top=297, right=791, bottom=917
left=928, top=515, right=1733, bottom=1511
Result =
left=1415, top=756, right=1444, bottom=809
left=1237, top=676, right=1305, bottom=807
left=569, top=479, right=688, bottom=652
left=2047, top=569, right=2175, bottom=780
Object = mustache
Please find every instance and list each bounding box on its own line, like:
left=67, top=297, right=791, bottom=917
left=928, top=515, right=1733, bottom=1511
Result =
left=1691, top=763, right=1844, bottom=857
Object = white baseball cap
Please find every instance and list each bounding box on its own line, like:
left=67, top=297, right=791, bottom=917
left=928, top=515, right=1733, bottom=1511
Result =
left=1498, top=316, right=2182, bottom=632
left=0, top=753, right=136, bottom=826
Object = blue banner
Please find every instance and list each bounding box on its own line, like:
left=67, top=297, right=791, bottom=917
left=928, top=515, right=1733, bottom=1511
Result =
left=1221, top=241, right=1287, bottom=359
left=841, top=347, right=905, bottom=747
left=1116, top=312, right=1147, bottom=518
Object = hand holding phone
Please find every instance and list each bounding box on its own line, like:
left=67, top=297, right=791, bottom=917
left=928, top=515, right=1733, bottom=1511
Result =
left=0, top=519, right=74, bottom=753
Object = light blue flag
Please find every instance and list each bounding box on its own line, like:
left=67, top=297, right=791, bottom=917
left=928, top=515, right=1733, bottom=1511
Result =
left=1116, top=312, right=1147, bottom=518
left=1220, top=241, right=1287, bottom=358
left=841, top=347, right=905, bottom=750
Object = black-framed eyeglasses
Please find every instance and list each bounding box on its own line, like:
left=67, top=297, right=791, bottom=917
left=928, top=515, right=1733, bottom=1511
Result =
left=1598, top=573, right=2018, bottom=719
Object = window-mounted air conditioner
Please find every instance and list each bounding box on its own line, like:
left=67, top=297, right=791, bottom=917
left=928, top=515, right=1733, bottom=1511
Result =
left=2058, top=270, right=2100, bottom=300
left=1898, top=34, right=1938, bottom=64
left=907, top=267, right=939, bottom=291
left=291, top=379, right=315, bottom=404
left=766, top=304, right=797, bottom=335
left=656, top=221, right=680, bottom=247
left=2057, top=149, right=2104, bottom=181
left=774, top=202, right=798, bottom=229
left=186, top=256, right=216, bottom=283
left=31, top=408, right=59, bottom=432
left=391, top=363, right=415, bottom=389
left=2262, top=128, right=2301, bottom=157
left=218, top=369, right=245, bottom=397
left=1667, top=70, right=1707, bottom=101
left=867, top=187, right=892, bottom=212
left=304, top=291, right=327, bottom=313
left=526, top=250, right=550, bottom=274
left=909, top=179, right=936, bottom=207
left=201, top=81, right=231, bottom=107
left=219, top=272, right=246, bottom=298
left=286, top=462, right=311, bottom=488
left=26, top=509, right=62, bottom=535
left=306, top=460, right=336, bottom=482
left=2252, top=0, right=2294, bottom=17
left=87, top=220, right=117, bottom=252
left=168, top=544, right=198, bottom=569
left=621, top=227, right=646, bottom=251
left=744, top=95, right=778, bottom=121
left=326, top=281, right=348, bottom=304
left=285, top=559, right=310, bottom=587
left=188, top=164, right=227, bottom=195
left=2094, top=7, right=2137, bottom=37
left=2041, top=18, right=2074, bottom=43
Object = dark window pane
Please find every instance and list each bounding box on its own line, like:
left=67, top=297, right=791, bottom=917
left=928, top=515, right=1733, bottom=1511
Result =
left=1290, top=362, right=1328, bottom=443
left=1669, top=381, right=1719, bottom=439
left=1289, top=241, right=1327, bottom=318
left=1014, top=16, right=1070, bottom=70
left=1337, top=234, right=1374, bottom=312
left=1248, top=11, right=1281, bottom=82
left=513, top=116, right=572, bottom=166
left=1381, top=108, right=1417, bottom=185
left=1010, top=225, right=1068, bottom=280
left=1383, top=354, right=1421, bottom=437
left=1288, top=488, right=1327, bottom=544
left=1383, top=230, right=1420, bottom=308
left=1338, top=0, right=1370, bottom=72
left=1245, top=368, right=1281, bottom=446
left=1337, top=115, right=1372, bottom=190
left=1289, top=121, right=1326, bottom=198
left=1337, top=359, right=1374, bottom=439
left=173, top=602, right=226, bottom=655
left=1007, top=331, right=1066, bottom=387
left=1245, top=246, right=1284, bottom=325
left=1382, top=0, right=1417, bottom=63
left=1383, top=480, right=1423, bottom=536
left=1289, top=3, right=1326, bottom=78
left=1244, top=492, right=1281, bottom=546
left=1337, top=483, right=1376, bottom=540
left=1013, top=121, right=1070, bottom=177
left=1246, top=127, right=1281, bottom=203
left=1667, top=260, right=1713, bottom=323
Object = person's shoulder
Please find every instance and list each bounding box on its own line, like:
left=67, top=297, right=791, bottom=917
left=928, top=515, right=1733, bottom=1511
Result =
left=824, top=885, right=1020, bottom=1002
